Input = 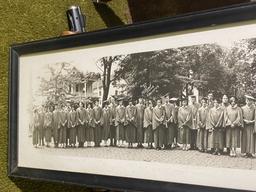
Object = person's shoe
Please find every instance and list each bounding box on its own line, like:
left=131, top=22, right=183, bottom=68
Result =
left=163, top=146, right=168, bottom=150
left=248, top=153, right=253, bottom=158
left=189, top=146, right=195, bottom=150
left=226, top=148, right=230, bottom=155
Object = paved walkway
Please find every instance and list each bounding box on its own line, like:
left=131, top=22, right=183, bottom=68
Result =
left=36, top=144, right=256, bottom=170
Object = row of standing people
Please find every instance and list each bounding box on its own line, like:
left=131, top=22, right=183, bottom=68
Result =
left=178, top=94, right=256, bottom=158
left=32, top=93, right=256, bottom=158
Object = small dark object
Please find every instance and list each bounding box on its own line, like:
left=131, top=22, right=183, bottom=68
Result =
left=92, top=0, right=112, bottom=4
left=66, top=5, right=86, bottom=33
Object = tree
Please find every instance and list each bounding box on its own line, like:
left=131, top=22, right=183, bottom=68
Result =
left=223, top=39, right=256, bottom=99
left=39, top=62, right=71, bottom=107
left=113, top=43, right=230, bottom=100
left=174, top=43, right=230, bottom=97
left=96, top=55, right=124, bottom=103
left=113, top=49, right=184, bottom=99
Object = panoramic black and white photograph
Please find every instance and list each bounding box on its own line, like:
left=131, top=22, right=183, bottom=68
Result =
left=17, top=23, right=256, bottom=190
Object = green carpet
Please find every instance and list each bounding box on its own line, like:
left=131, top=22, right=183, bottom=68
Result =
left=0, top=1, right=129, bottom=191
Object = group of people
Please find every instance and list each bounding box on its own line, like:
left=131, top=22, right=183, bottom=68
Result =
left=31, top=93, right=256, bottom=158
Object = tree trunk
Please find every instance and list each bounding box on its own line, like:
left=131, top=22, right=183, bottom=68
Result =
left=102, top=57, right=113, bottom=105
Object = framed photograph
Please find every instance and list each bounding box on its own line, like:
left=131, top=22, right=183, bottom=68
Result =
left=9, top=2, right=256, bottom=192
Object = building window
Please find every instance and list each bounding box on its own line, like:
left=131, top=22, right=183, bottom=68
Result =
left=76, top=84, right=79, bottom=92
left=99, top=90, right=102, bottom=96
left=115, top=90, right=118, bottom=95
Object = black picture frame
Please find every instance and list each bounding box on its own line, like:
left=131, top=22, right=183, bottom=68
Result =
left=8, top=2, right=256, bottom=192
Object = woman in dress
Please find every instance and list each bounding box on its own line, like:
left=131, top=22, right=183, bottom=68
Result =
left=101, top=101, right=111, bottom=147
left=225, top=97, right=243, bottom=157
left=86, top=102, right=95, bottom=147
left=196, top=98, right=209, bottom=152
left=143, top=100, right=154, bottom=149
left=44, top=107, right=53, bottom=147
left=206, top=98, right=224, bottom=155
